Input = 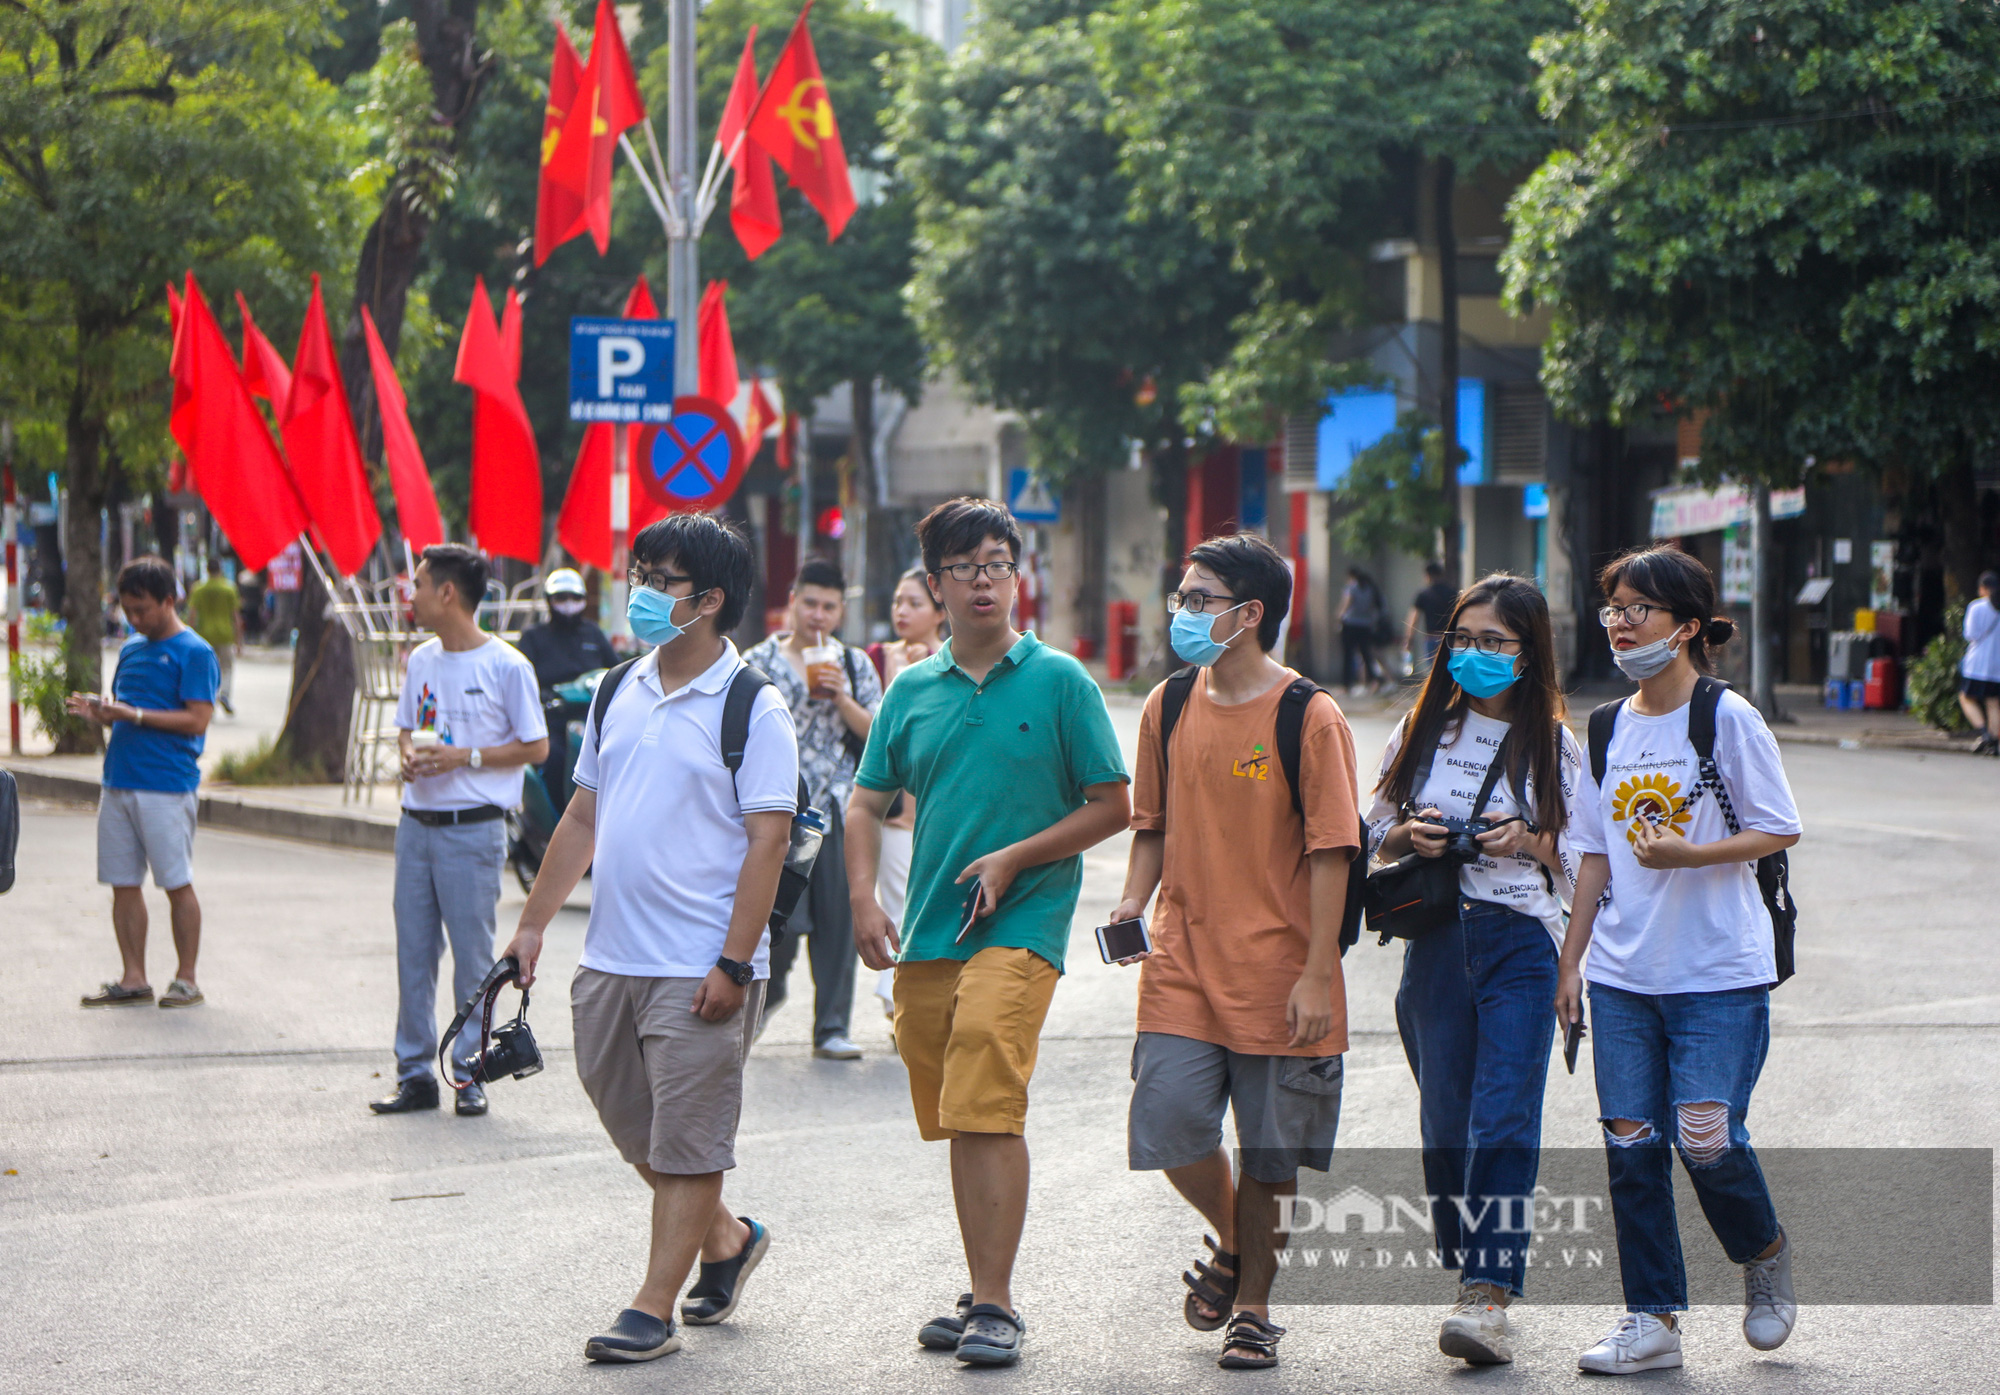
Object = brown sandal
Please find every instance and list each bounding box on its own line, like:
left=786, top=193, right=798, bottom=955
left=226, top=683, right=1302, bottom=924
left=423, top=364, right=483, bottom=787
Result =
left=1182, top=1233, right=1240, bottom=1331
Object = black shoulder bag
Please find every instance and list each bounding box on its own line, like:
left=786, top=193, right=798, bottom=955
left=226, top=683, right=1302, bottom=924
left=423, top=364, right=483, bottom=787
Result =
left=1360, top=728, right=1506, bottom=944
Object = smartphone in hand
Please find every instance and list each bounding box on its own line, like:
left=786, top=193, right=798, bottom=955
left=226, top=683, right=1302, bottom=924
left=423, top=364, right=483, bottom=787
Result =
left=955, top=881, right=984, bottom=945
left=1095, top=916, right=1152, bottom=964
left=1564, top=1013, right=1586, bottom=1075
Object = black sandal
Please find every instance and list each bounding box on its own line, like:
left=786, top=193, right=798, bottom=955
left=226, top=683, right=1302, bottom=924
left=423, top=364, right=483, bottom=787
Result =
left=1183, top=1233, right=1240, bottom=1331
left=1218, top=1311, right=1286, bottom=1370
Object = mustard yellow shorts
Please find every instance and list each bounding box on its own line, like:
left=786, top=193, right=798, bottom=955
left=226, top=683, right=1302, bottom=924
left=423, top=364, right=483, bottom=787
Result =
left=892, top=947, right=1060, bottom=1140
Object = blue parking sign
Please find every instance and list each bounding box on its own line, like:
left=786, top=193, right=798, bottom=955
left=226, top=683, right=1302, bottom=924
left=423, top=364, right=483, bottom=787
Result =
left=568, top=317, right=677, bottom=423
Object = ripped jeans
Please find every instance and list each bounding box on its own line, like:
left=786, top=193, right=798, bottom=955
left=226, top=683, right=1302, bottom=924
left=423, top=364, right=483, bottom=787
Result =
left=1588, top=982, right=1782, bottom=1312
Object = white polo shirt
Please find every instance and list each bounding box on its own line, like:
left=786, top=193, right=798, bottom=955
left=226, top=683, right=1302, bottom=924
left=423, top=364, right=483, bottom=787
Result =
left=573, top=641, right=799, bottom=979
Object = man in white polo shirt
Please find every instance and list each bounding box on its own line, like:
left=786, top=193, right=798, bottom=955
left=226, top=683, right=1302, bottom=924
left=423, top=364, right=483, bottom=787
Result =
left=502, top=514, right=799, bottom=1366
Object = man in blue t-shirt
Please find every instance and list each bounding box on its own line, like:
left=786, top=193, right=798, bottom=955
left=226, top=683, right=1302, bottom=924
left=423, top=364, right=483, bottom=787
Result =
left=66, top=556, right=219, bottom=1010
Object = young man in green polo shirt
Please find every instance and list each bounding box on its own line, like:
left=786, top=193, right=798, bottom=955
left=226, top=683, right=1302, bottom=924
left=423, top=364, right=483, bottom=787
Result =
left=848, top=497, right=1130, bottom=1368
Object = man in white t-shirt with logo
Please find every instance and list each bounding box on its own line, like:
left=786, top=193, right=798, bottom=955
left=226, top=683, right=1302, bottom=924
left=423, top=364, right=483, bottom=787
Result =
left=501, top=514, right=799, bottom=1365
left=370, top=545, right=547, bottom=1119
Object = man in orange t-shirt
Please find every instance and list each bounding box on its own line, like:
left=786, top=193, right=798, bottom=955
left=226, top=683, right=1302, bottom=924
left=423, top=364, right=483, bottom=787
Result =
left=1110, top=532, right=1361, bottom=1373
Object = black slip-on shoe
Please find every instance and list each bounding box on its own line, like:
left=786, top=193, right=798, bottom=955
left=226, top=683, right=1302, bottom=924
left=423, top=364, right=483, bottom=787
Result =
left=454, top=1081, right=488, bottom=1117
left=918, top=1294, right=973, bottom=1350
left=368, top=1077, right=440, bottom=1114
left=681, top=1217, right=770, bottom=1324
left=585, top=1308, right=681, bottom=1363
left=955, top=1304, right=1024, bottom=1366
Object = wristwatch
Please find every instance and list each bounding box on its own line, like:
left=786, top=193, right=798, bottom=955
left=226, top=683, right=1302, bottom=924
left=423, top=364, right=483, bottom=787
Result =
left=715, top=955, right=755, bottom=986
left=468, top=746, right=483, bottom=769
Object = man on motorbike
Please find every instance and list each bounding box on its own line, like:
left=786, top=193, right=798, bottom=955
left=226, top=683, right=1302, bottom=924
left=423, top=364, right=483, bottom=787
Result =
left=517, top=569, right=618, bottom=808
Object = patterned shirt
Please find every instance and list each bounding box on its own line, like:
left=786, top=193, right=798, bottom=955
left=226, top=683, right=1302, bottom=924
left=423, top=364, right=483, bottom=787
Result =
left=743, top=634, right=884, bottom=814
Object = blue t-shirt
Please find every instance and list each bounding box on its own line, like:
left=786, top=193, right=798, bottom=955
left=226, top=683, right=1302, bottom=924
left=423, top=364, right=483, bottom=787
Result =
left=104, top=629, right=220, bottom=793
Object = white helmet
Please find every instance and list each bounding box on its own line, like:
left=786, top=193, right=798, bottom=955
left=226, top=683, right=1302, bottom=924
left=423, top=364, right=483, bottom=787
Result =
left=544, top=568, right=587, bottom=598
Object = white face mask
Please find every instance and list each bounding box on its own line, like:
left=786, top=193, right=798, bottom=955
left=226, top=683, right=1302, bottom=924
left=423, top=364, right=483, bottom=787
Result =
left=1612, top=633, right=1681, bottom=680
left=551, top=597, right=587, bottom=618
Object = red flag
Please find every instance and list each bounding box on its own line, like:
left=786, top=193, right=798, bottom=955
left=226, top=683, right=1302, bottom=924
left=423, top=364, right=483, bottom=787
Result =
left=166, top=283, right=190, bottom=492
left=543, top=0, right=647, bottom=257
left=775, top=410, right=799, bottom=471
left=170, top=274, right=309, bottom=572
left=747, top=3, right=856, bottom=240
left=697, top=281, right=740, bottom=408
left=743, top=378, right=778, bottom=447
left=361, top=305, right=444, bottom=555
left=558, top=277, right=669, bottom=569
left=279, top=275, right=382, bottom=577
left=719, top=27, right=782, bottom=259
left=455, top=277, right=544, bottom=565
left=533, top=27, right=590, bottom=266
left=235, top=292, right=294, bottom=409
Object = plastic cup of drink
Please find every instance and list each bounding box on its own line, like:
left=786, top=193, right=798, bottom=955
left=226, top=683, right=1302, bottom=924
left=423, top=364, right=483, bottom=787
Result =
left=803, top=643, right=840, bottom=694
left=410, top=729, right=442, bottom=750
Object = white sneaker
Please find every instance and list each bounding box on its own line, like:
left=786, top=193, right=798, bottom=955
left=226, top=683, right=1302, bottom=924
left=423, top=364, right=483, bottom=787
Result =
left=1438, top=1285, right=1513, bottom=1364
left=1578, top=1312, right=1682, bottom=1374
left=1742, top=1231, right=1796, bottom=1351
left=813, top=1035, right=862, bottom=1060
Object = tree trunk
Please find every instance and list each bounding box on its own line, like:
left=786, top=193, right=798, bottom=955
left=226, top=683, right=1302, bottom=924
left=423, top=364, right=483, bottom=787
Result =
left=847, top=376, right=875, bottom=639
left=1151, top=437, right=1189, bottom=679
left=280, top=561, right=357, bottom=780
left=1435, top=156, right=1462, bottom=581
left=1940, top=442, right=1982, bottom=603
left=58, top=342, right=111, bottom=754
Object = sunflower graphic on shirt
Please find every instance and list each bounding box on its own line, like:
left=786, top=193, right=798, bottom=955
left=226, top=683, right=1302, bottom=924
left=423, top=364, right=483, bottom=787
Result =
left=1611, top=773, right=1692, bottom=844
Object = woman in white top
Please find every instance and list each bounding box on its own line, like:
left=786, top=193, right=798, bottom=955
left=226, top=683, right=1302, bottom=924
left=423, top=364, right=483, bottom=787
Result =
left=1557, top=546, right=1804, bottom=1376
left=1956, top=570, right=2000, bottom=756
left=1368, top=574, right=1582, bottom=1365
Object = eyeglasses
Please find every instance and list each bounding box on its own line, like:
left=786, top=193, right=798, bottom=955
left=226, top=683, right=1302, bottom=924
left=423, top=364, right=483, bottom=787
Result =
left=1167, top=590, right=1240, bottom=615
left=1598, top=603, right=1663, bottom=628
left=1444, top=632, right=1524, bottom=655
left=627, top=567, right=694, bottom=594
left=931, top=561, right=1020, bottom=582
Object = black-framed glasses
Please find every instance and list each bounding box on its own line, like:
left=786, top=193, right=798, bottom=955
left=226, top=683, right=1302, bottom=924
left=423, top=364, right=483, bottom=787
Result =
left=1444, top=631, right=1525, bottom=655
left=1167, top=590, right=1240, bottom=615
left=1598, top=602, right=1662, bottom=628
left=931, top=561, right=1020, bottom=582
left=627, top=567, right=694, bottom=594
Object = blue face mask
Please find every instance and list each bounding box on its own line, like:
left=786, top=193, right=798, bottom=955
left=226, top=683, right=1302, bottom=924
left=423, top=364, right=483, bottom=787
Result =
left=628, top=586, right=701, bottom=648
left=1448, top=646, right=1522, bottom=698
left=1169, top=602, right=1248, bottom=668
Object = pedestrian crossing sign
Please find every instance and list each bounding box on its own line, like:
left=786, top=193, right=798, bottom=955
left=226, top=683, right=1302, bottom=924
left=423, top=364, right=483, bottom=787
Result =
left=1007, top=469, right=1061, bottom=523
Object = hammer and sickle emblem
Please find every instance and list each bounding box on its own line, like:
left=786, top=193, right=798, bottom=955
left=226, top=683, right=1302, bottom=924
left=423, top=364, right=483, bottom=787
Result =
left=775, top=78, right=834, bottom=153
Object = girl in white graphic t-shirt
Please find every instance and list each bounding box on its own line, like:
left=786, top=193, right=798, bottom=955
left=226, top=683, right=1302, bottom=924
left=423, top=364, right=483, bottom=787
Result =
left=1557, top=546, right=1803, bottom=1376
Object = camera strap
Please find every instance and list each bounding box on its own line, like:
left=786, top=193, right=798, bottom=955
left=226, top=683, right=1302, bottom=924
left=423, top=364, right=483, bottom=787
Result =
left=438, top=958, right=527, bottom=1094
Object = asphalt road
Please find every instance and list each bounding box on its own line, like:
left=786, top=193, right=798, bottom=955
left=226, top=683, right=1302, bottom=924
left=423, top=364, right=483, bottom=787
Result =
left=3, top=704, right=1995, bottom=1394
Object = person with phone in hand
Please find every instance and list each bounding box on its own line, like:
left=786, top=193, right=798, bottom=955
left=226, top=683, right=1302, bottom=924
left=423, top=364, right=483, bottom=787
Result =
left=845, top=498, right=1129, bottom=1368
left=1558, top=547, right=1802, bottom=1376
left=1367, top=574, right=1584, bottom=1365
left=1111, top=534, right=1359, bottom=1373
left=499, top=516, right=799, bottom=1365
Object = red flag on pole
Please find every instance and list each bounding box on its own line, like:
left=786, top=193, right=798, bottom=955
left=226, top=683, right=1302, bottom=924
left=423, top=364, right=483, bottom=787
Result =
left=543, top=0, right=647, bottom=258
left=166, top=284, right=191, bottom=494
left=719, top=27, right=782, bottom=259
left=361, top=306, right=444, bottom=555
left=280, top=276, right=382, bottom=577
left=235, top=292, right=294, bottom=409
left=697, top=281, right=740, bottom=408
left=455, top=277, right=544, bottom=565
left=170, top=274, right=309, bottom=572
left=533, top=26, right=590, bottom=266
left=558, top=277, right=669, bottom=569
left=743, top=378, right=778, bottom=448
left=747, top=2, right=856, bottom=240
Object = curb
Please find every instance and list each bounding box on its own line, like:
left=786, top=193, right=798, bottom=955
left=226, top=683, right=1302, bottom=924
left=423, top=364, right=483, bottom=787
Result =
left=1772, top=728, right=1985, bottom=757
left=4, top=763, right=399, bottom=854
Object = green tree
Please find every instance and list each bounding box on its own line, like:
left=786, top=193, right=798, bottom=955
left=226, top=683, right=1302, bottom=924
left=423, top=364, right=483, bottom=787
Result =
left=1504, top=0, right=2000, bottom=600
left=1096, top=0, right=1568, bottom=568
left=1330, top=410, right=1451, bottom=559
left=0, top=0, right=364, bottom=750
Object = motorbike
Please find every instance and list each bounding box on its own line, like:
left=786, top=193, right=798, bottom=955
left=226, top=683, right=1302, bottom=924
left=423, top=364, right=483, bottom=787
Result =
left=507, top=668, right=608, bottom=894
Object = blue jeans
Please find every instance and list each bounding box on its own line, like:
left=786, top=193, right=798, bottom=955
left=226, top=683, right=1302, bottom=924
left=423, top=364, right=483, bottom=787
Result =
left=1589, top=982, right=1782, bottom=1312
left=1396, top=899, right=1559, bottom=1296
left=392, top=815, right=505, bottom=1082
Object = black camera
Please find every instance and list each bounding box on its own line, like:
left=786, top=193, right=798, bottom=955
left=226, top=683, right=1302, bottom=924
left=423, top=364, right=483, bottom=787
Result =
left=1424, top=816, right=1495, bottom=866
left=440, top=956, right=544, bottom=1087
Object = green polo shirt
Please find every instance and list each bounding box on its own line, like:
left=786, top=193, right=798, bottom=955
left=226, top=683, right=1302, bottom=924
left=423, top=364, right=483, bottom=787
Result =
left=856, top=630, right=1128, bottom=973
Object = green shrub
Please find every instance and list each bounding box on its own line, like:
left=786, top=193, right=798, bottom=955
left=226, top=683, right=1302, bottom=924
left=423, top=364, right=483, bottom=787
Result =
left=212, top=736, right=328, bottom=786
left=1907, top=602, right=1971, bottom=733
left=8, top=614, right=93, bottom=750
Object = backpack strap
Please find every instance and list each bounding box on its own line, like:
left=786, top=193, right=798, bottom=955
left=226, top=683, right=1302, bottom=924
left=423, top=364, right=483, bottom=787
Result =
left=1587, top=699, right=1623, bottom=787
left=1681, top=676, right=1742, bottom=836
left=1155, top=666, right=1201, bottom=827
left=588, top=657, right=642, bottom=746
left=1273, top=677, right=1324, bottom=820
left=726, top=663, right=813, bottom=815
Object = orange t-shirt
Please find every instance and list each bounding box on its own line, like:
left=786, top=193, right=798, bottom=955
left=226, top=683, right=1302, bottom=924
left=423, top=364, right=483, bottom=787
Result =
left=1130, top=670, right=1362, bottom=1056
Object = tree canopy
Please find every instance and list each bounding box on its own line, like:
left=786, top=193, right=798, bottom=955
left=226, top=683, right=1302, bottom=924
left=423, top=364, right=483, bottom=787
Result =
left=1503, top=0, right=2000, bottom=595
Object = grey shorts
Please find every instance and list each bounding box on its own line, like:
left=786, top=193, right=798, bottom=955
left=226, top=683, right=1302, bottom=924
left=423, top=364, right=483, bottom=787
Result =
left=96, top=787, right=198, bottom=889
left=1129, top=1031, right=1345, bottom=1184
left=572, top=969, right=765, bottom=1175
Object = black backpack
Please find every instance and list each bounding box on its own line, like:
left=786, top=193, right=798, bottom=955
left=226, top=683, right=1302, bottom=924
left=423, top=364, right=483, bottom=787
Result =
left=1158, top=667, right=1365, bottom=955
left=1586, top=676, right=1799, bottom=986
left=0, top=767, right=17, bottom=894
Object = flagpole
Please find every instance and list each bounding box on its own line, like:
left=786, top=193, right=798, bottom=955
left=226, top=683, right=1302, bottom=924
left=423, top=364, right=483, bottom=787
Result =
left=668, top=0, right=699, bottom=398
left=619, top=135, right=684, bottom=239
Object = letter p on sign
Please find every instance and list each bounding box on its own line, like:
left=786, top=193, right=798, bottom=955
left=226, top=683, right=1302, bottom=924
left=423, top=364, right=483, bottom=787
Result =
left=599, top=336, right=645, bottom=398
